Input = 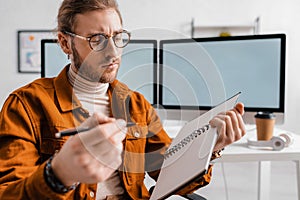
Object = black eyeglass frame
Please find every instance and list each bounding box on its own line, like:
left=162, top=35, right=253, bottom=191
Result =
left=63, top=30, right=131, bottom=51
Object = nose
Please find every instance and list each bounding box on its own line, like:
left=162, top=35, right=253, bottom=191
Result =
left=104, top=38, right=121, bottom=61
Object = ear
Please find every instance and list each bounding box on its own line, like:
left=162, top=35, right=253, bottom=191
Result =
left=58, top=31, right=71, bottom=55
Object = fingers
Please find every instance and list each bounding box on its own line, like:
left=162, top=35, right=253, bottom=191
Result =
left=234, top=102, right=245, bottom=116
left=234, top=109, right=246, bottom=137
left=226, top=110, right=242, bottom=139
left=74, top=154, right=121, bottom=183
left=232, top=103, right=246, bottom=137
left=78, top=142, right=123, bottom=171
left=210, top=113, right=235, bottom=141
left=76, top=119, right=126, bottom=169
left=209, top=115, right=226, bottom=135
left=79, top=112, right=116, bottom=129
left=95, top=145, right=123, bottom=169
left=209, top=103, right=246, bottom=150
left=52, top=117, right=127, bottom=185
left=78, top=119, right=127, bottom=146
left=93, top=112, right=116, bottom=124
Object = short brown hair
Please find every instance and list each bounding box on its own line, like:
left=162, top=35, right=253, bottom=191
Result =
left=57, top=0, right=122, bottom=32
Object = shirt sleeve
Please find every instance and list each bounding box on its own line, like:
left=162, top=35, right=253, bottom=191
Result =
left=0, top=94, right=73, bottom=199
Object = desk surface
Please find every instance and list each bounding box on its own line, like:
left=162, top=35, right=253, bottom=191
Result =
left=221, top=127, right=300, bottom=162
left=163, top=122, right=300, bottom=162
left=162, top=124, right=300, bottom=200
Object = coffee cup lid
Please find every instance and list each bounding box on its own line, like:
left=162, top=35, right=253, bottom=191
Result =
left=254, top=112, right=276, bottom=119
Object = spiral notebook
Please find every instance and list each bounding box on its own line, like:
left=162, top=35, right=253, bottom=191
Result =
left=150, top=92, right=241, bottom=200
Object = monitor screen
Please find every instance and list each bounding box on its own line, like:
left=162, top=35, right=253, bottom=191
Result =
left=41, top=39, right=69, bottom=77
left=158, top=34, right=286, bottom=124
left=41, top=39, right=157, bottom=105
left=118, top=40, right=157, bottom=105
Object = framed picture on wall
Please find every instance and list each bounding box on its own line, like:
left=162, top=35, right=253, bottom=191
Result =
left=17, top=30, right=56, bottom=73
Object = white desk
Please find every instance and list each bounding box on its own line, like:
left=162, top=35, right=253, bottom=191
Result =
left=219, top=128, right=300, bottom=200
left=163, top=122, right=300, bottom=199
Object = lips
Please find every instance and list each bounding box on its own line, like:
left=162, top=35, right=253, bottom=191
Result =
left=102, top=62, right=118, bottom=69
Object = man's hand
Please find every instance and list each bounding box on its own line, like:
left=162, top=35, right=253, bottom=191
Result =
left=51, top=113, right=127, bottom=186
left=209, top=102, right=246, bottom=152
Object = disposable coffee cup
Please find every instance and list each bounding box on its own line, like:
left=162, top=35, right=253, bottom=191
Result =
left=255, top=112, right=276, bottom=141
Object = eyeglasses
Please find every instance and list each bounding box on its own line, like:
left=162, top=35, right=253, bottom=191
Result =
left=63, top=30, right=131, bottom=51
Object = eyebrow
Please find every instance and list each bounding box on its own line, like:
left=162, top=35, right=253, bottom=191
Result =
left=88, top=29, right=124, bottom=37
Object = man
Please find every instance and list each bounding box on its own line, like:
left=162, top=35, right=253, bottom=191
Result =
left=0, top=0, right=246, bottom=199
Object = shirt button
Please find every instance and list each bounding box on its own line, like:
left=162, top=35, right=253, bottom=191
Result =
left=134, top=132, right=140, bottom=138
left=89, top=191, right=95, bottom=198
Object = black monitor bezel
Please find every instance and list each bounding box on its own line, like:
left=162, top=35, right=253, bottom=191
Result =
left=158, top=33, right=286, bottom=113
left=41, top=39, right=61, bottom=78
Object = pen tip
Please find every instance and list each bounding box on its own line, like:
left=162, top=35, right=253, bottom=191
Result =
left=55, top=132, right=61, bottom=138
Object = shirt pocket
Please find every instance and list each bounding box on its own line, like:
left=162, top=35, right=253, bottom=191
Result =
left=40, top=138, right=67, bottom=162
left=123, top=125, right=148, bottom=174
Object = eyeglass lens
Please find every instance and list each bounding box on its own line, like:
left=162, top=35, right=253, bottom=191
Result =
left=90, top=32, right=130, bottom=51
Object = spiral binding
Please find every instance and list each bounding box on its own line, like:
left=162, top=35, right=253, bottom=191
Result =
left=164, top=124, right=210, bottom=159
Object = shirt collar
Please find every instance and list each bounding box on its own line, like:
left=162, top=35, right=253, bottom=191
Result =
left=54, top=65, right=81, bottom=112
left=54, top=65, right=132, bottom=116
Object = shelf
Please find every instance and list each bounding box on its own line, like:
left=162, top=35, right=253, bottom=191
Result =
left=191, top=17, right=260, bottom=38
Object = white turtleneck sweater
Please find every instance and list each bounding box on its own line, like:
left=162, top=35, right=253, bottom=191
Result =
left=68, top=65, right=110, bottom=116
left=67, top=66, right=125, bottom=199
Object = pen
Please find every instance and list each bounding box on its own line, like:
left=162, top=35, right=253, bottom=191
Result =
left=55, top=122, right=137, bottom=138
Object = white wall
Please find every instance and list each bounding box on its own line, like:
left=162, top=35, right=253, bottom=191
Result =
left=0, top=0, right=61, bottom=105
left=1, top=0, right=300, bottom=133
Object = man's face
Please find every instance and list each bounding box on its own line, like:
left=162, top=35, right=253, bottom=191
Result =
left=70, top=9, right=123, bottom=83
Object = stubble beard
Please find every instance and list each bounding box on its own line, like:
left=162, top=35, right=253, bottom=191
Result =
left=71, top=43, right=118, bottom=83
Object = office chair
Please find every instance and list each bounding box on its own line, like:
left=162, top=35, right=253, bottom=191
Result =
left=149, top=186, right=207, bottom=200
left=182, top=193, right=207, bottom=200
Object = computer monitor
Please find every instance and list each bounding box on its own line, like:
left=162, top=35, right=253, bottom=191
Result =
left=117, top=39, right=157, bottom=105
left=158, top=34, right=286, bottom=124
left=41, top=39, right=69, bottom=77
left=41, top=39, right=157, bottom=104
